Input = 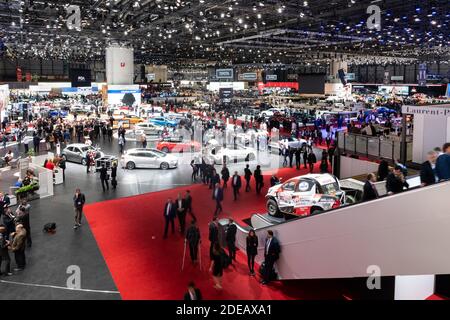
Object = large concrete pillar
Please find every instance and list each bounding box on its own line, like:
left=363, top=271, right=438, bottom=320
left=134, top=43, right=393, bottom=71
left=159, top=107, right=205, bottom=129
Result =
left=105, top=46, right=134, bottom=85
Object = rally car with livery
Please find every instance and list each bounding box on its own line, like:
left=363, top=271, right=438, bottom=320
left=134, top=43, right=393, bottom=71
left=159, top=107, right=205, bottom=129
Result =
left=265, top=173, right=354, bottom=217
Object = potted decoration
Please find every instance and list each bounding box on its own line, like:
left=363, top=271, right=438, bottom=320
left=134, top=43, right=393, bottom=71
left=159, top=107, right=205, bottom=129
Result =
left=15, top=182, right=40, bottom=201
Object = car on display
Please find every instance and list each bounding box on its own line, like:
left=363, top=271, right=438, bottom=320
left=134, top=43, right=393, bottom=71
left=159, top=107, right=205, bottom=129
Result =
left=135, top=122, right=164, bottom=136
left=208, top=145, right=256, bottom=165
left=48, top=109, right=68, bottom=118
left=120, top=148, right=178, bottom=170
left=259, top=108, right=283, bottom=118
left=156, top=137, right=202, bottom=153
left=61, top=144, right=105, bottom=165
left=149, top=116, right=178, bottom=127
left=266, top=173, right=350, bottom=217
left=235, top=128, right=269, bottom=145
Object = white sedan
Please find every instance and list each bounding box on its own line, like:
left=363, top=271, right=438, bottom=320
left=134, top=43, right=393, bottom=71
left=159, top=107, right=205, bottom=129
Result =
left=120, top=148, right=178, bottom=170
left=208, top=145, right=256, bottom=165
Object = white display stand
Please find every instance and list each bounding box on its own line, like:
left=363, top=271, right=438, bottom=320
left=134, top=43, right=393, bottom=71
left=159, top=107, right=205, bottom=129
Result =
left=53, top=169, right=64, bottom=185
left=28, top=163, right=53, bottom=198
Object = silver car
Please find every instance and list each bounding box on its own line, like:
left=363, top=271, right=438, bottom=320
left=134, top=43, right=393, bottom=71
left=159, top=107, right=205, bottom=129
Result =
left=120, top=148, right=178, bottom=170
left=62, top=144, right=105, bottom=165
left=135, top=122, right=164, bottom=136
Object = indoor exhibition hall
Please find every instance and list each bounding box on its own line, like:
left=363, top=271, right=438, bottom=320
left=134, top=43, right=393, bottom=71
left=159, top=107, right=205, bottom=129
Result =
left=0, top=0, right=449, bottom=306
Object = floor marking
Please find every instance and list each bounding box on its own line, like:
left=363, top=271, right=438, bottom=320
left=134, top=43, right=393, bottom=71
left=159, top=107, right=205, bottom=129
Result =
left=0, top=279, right=120, bottom=294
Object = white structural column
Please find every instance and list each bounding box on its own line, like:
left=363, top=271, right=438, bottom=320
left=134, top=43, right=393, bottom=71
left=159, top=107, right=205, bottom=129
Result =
left=404, top=104, right=450, bottom=163
left=394, top=275, right=435, bottom=300
left=105, top=46, right=134, bottom=85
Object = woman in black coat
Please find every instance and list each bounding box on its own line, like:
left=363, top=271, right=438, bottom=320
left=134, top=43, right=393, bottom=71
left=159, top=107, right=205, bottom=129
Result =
left=246, top=229, right=258, bottom=276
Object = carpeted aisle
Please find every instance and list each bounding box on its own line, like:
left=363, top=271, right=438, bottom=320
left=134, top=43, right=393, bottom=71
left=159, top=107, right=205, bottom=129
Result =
left=85, top=164, right=341, bottom=300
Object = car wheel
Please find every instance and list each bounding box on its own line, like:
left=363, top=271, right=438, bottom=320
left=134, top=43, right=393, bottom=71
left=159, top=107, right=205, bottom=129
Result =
left=81, top=158, right=87, bottom=166
left=345, top=195, right=356, bottom=205
left=120, top=112, right=125, bottom=116
left=262, top=113, right=266, bottom=117
left=126, top=162, right=136, bottom=170
left=267, top=199, right=282, bottom=217
left=311, top=207, right=324, bottom=215
left=161, top=147, right=170, bottom=153
left=61, top=154, right=67, bottom=161
left=160, top=162, right=169, bottom=170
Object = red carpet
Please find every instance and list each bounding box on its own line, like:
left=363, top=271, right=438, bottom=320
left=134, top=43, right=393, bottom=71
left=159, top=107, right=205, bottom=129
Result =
left=85, top=164, right=346, bottom=300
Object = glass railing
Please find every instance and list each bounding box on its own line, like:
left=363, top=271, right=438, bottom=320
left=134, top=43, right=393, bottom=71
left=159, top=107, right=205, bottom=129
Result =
left=337, top=131, right=413, bottom=162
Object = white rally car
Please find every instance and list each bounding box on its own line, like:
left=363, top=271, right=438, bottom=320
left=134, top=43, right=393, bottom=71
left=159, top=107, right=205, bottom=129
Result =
left=266, top=173, right=348, bottom=217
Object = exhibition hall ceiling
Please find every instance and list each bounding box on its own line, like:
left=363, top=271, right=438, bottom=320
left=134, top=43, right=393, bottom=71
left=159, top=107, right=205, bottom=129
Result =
left=0, top=0, right=448, bottom=65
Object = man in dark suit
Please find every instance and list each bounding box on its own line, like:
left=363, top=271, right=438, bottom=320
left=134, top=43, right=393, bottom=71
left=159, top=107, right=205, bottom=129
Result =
left=231, top=171, right=242, bottom=201
left=163, top=197, right=176, bottom=239
left=386, top=166, right=409, bottom=195
left=420, top=151, right=438, bottom=186
left=244, top=164, right=252, bottom=192
left=295, top=147, right=301, bottom=170
left=261, top=230, right=281, bottom=285
left=210, top=170, right=221, bottom=190
left=33, top=134, right=40, bottom=154
left=0, top=192, right=10, bottom=217
left=99, top=164, right=109, bottom=191
left=73, top=189, right=85, bottom=229
left=184, top=190, right=196, bottom=222
left=435, top=143, right=450, bottom=181
left=362, top=173, right=379, bottom=202
left=185, top=220, right=201, bottom=263
left=183, top=281, right=202, bottom=301
left=307, top=152, right=317, bottom=173
left=175, top=193, right=187, bottom=234
left=226, top=218, right=237, bottom=262
left=212, top=183, right=224, bottom=217
left=208, top=217, right=219, bottom=259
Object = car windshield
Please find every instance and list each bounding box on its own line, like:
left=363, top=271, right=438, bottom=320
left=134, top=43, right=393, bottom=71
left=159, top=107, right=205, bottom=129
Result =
left=321, top=182, right=340, bottom=195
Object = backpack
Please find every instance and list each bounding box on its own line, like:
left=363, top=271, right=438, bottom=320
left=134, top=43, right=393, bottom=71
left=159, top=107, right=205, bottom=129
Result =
left=43, top=222, right=56, bottom=233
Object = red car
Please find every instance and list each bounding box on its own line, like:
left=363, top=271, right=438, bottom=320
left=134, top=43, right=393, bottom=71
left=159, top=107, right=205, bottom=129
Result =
left=156, top=137, right=201, bottom=153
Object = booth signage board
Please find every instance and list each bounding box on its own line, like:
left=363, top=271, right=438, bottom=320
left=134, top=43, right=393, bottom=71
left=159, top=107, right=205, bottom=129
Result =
left=391, top=76, right=404, bottom=81
left=266, top=74, right=278, bottom=81
left=345, top=73, right=356, bottom=80
left=216, top=69, right=234, bottom=79
left=146, top=73, right=156, bottom=81
left=219, top=88, right=233, bottom=102
left=239, top=73, right=257, bottom=81
left=402, top=105, right=450, bottom=117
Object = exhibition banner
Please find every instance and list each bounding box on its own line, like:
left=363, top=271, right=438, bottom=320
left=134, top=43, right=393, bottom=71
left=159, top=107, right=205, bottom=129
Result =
left=216, top=69, right=234, bottom=79
left=239, top=73, right=258, bottom=81
left=106, top=46, right=134, bottom=85
left=266, top=74, right=278, bottom=81
left=107, top=85, right=141, bottom=106
left=0, top=84, right=9, bottom=112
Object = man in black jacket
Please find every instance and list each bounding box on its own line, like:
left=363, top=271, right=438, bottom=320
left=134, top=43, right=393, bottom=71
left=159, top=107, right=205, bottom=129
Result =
left=175, top=193, right=187, bottom=234
left=261, top=230, right=280, bottom=285
left=0, top=225, right=12, bottom=276
left=307, top=152, right=317, bottom=173
left=212, top=183, right=224, bottom=217
left=33, top=134, right=40, bottom=154
left=362, top=173, right=379, bottom=202
left=420, top=151, right=437, bottom=187
left=244, top=164, right=252, bottom=192
left=163, top=198, right=176, bottom=239
left=183, top=282, right=202, bottom=301
left=208, top=217, right=219, bottom=259
left=386, top=166, right=409, bottom=195
left=185, top=220, right=201, bottom=263
left=231, top=171, right=242, bottom=201
left=226, top=219, right=237, bottom=262
left=73, top=189, right=86, bottom=229
left=99, top=164, right=109, bottom=191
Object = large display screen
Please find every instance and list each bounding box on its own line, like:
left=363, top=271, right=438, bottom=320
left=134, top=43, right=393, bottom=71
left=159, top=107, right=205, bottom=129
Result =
left=298, top=74, right=325, bottom=94
left=69, top=69, right=92, bottom=87
left=378, top=85, right=409, bottom=96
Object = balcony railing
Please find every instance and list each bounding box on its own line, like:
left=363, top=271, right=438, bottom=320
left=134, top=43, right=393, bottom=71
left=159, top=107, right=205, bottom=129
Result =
left=337, top=131, right=413, bottom=162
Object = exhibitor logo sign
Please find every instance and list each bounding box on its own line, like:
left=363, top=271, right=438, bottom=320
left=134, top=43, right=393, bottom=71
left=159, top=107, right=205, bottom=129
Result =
left=120, top=62, right=126, bottom=68
left=402, top=105, right=450, bottom=117
left=216, top=69, right=234, bottom=79
left=77, top=76, right=86, bottom=82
